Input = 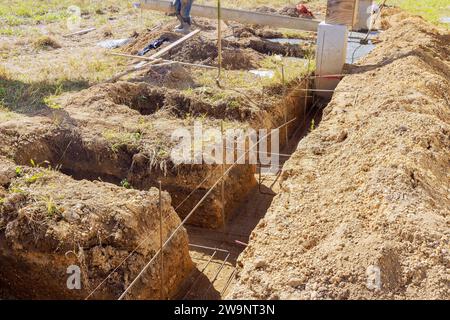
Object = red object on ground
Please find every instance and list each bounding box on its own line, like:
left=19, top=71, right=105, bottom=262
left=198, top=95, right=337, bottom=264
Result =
left=296, top=3, right=315, bottom=18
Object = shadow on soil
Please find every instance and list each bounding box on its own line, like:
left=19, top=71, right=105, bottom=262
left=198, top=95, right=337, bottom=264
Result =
left=0, top=76, right=89, bottom=115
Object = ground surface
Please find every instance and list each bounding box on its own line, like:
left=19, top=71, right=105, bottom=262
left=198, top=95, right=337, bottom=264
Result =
left=0, top=0, right=316, bottom=299
left=0, top=1, right=449, bottom=301
left=228, top=13, right=450, bottom=300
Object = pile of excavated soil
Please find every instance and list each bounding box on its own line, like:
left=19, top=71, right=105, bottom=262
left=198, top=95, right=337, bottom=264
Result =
left=228, top=14, right=450, bottom=300
left=0, top=156, right=192, bottom=299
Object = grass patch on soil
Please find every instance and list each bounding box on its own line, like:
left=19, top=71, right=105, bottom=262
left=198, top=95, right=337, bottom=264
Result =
left=33, top=36, right=61, bottom=50
left=386, top=0, right=449, bottom=27
left=0, top=0, right=131, bottom=26
left=102, top=130, right=142, bottom=152
left=0, top=51, right=127, bottom=112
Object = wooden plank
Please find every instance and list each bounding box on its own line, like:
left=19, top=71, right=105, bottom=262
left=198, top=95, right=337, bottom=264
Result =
left=325, top=0, right=358, bottom=26
left=140, top=0, right=320, bottom=32
left=63, top=27, right=96, bottom=37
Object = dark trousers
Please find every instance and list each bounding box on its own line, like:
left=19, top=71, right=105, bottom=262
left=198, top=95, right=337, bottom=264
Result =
left=174, top=0, right=194, bottom=24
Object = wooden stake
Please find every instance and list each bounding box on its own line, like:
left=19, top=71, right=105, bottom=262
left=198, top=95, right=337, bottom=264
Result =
left=63, top=27, right=96, bottom=37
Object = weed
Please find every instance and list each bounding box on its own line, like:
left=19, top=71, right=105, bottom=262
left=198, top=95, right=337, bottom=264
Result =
left=15, top=166, right=23, bottom=177
left=228, top=100, right=241, bottom=109
left=43, top=96, right=63, bottom=109
left=25, top=172, right=45, bottom=184
left=120, top=179, right=132, bottom=189
left=0, top=28, right=18, bottom=36
left=43, top=196, right=59, bottom=217
left=10, top=187, right=24, bottom=194
left=157, top=149, right=169, bottom=159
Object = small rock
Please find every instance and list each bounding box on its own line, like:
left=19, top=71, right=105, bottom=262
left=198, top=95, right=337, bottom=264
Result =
left=336, top=130, right=348, bottom=142
left=288, top=277, right=303, bottom=288
left=254, top=257, right=267, bottom=269
left=63, top=210, right=80, bottom=222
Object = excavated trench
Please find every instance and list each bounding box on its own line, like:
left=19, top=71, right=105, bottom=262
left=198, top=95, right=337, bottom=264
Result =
left=177, top=92, right=325, bottom=299
left=6, top=78, right=323, bottom=299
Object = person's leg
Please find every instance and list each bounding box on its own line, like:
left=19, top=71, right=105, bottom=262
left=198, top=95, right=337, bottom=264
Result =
left=174, top=0, right=182, bottom=14
left=181, top=0, right=194, bottom=25
left=173, top=0, right=184, bottom=30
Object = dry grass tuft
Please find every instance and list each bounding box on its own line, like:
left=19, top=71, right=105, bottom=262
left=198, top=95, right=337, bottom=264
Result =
left=33, top=36, right=61, bottom=50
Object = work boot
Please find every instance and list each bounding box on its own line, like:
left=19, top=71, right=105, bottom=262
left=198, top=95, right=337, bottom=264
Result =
left=174, top=22, right=191, bottom=34
left=174, top=14, right=184, bottom=31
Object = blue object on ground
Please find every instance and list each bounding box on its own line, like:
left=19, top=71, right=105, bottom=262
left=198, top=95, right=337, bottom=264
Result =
left=137, top=37, right=170, bottom=56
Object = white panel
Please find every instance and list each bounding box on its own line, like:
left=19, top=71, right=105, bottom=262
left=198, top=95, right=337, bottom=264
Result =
left=315, top=22, right=348, bottom=98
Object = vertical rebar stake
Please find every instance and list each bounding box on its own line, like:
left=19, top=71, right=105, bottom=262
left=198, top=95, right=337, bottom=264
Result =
left=221, top=121, right=225, bottom=229
left=159, top=181, right=164, bottom=300
left=305, top=52, right=312, bottom=122
left=281, top=63, right=288, bottom=146
left=217, top=0, right=222, bottom=81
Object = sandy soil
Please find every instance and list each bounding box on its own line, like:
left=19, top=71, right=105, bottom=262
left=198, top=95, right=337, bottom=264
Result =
left=228, top=13, right=450, bottom=300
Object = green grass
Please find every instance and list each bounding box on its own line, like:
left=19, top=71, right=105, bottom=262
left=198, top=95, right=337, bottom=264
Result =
left=0, top=0, right=132, bottom=27
left=387, top=0, right=449, bottom=27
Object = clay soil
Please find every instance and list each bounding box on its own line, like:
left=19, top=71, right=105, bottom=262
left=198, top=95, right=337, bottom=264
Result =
left=228, top=13, right=450, bottom=300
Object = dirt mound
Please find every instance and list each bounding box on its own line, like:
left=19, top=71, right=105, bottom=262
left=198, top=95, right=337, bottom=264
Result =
left=228, top=13, right=450, bottom=300
left=143, top=63, right=197, bottom=90
left=0, top=156, right=192, bottom=299
left=221, top=48, right=262, bottom=70
left=124, top=30, right=263, bottom=70
left=66, top=81, right=256, bottom=121
left=168, top=36, right=267, bottom=69
left=122, top=26, right=182, bottom=55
